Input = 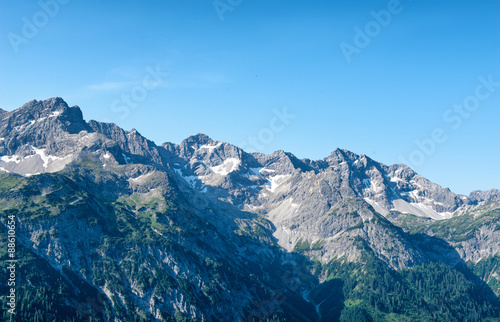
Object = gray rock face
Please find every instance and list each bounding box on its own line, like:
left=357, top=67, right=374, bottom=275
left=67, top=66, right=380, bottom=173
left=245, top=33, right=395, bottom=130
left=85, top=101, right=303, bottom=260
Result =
left=470, top=189, right=500, bottom=203
left=88, top=121, right=164, bottom=166
left=161, top=134, right=483, bottom=267
left=0, top=98, right=168, bottom=176
left=162, top=137, right=435, bottom=268
left=0, top=98, right=96, bottom=175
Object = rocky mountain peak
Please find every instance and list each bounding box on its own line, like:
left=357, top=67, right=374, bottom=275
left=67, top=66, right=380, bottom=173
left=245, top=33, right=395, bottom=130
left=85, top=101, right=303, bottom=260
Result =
left=469, top=189, right=500, bottom=203
left=127, top=128, right=151, bottom=143
left=325, top=148, right=358, bottom=166
left=182, top=133, right=213, bottom=147
left=2, top=97, right=88, bottom=135
left=175, top=133, right=215, bottom=159
left=17, top=97, right=68, bottom=115
left=388, top=163, right=417, bottom=181
left=255, top=150, right=302, bottom=174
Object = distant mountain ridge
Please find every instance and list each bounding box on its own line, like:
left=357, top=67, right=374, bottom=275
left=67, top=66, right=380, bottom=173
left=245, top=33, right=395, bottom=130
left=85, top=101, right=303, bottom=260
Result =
left=1, top=98, right=488, bottom=206
left=1, top=98, right=499, bottom=267
left=470, top=189, right=500, bottom=203
left=1, top=98, right=499, bottom=321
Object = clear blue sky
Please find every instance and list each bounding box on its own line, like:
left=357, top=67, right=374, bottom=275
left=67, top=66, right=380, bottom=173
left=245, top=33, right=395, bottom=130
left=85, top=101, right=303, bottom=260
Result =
left=1, top=0, right=499, bottom=194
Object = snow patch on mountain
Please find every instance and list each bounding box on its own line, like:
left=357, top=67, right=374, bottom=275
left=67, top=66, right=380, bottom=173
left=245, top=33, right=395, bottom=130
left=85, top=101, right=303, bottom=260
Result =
left=264, top=175, right=290, bottom=193
left=210, top=158, right=241, bottom=176
left=1, top=154, right=22, bottom=164
left=389, top=175, right=402, bottom=183
left=0, top=147, right=73, bottom=175
left=32, top=147, right=68, bottom=169
left=49, top=111, right=61, bottom=117
left=174, top=169, right=205, bottom=191
left=198, top=142, right=222, bottom=153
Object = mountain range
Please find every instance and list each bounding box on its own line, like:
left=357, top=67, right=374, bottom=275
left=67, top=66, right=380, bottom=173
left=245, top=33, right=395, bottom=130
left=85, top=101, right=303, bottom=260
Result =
left=1, top=98, right=499, bottom=321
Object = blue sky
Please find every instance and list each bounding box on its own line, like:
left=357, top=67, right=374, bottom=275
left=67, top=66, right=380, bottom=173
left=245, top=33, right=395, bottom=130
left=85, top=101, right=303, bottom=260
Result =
left=1, top=0, right=499, bottom=194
